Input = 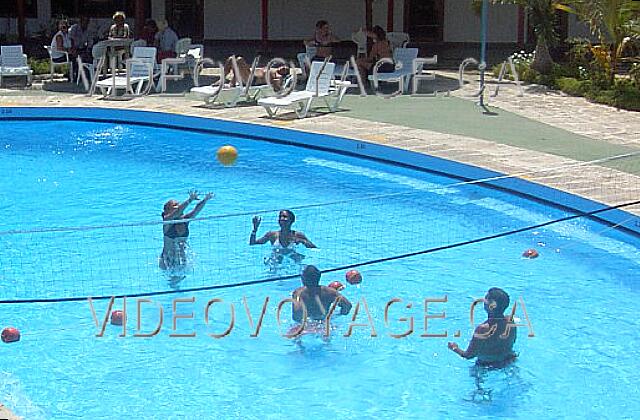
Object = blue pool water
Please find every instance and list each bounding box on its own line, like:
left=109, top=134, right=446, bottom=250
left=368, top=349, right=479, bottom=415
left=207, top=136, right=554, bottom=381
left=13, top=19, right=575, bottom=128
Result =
left=0, top=118, right=639, bottom=419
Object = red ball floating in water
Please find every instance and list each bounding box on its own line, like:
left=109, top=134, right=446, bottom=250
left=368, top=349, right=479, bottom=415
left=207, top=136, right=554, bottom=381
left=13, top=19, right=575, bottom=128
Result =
left=111, top=310, right=125, bottom=326
left=328, top=281, right=345, bottom=291
left=522, top=248, right=539, bottom=259
left=345, top=270, right=362, bottom=285
left=1, top=327, right=20, bottom=343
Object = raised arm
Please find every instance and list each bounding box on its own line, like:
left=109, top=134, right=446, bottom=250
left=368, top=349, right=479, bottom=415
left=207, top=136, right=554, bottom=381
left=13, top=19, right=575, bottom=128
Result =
left=249, top=216, right=272, bottom=245
left=185, top=192, right=214, bottom=219
left=164, top=191, right=199, bottom=221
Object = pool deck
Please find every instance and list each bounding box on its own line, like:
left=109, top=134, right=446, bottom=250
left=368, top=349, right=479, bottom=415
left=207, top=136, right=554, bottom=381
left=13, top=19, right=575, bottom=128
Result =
left=0, top=70, right=639, bottom=419
left=1, top=70, right=639, bottom=218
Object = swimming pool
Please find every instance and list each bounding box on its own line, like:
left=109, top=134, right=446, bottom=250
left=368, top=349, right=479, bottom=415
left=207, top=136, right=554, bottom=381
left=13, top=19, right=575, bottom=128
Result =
left=0, top=108, right=639, bottom=419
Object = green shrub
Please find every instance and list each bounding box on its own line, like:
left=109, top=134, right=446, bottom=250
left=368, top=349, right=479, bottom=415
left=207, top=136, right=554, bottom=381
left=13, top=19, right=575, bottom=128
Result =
left=630, top=63, right=640, bottom=87
left=612, top=80, right=640, bottom=111
left=28, top=58, right=52, bottom=75
left=576, top=79, right=640, bottom=111
left=557, top=77, right=586, bottom=96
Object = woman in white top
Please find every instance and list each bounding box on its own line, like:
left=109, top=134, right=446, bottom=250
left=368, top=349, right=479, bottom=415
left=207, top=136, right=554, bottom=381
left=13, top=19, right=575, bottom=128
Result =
left=50, top=20, right=76, bottom=79
left=250, top=210, right=316, bottom=266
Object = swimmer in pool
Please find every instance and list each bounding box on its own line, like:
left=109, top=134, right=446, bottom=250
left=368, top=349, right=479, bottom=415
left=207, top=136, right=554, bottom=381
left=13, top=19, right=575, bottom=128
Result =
left=249, top=209, right=316, bottom=265
left=448, top=287, right=517, bottom=368
left=292, top=265, right=352, bottom=323
left=159, top=189, right=214, bottom=270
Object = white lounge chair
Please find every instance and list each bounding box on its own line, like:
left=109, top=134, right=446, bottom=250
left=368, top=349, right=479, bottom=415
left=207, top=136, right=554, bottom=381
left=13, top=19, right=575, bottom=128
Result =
left=258, top=61, right=338, bottom=119
left=95, top=46, right=157, bottom=96
left=191, top=56, right=283, bottom=107
left=0, top=45, right=33, bottom=86
left=368, top=47, right=419, bottom=93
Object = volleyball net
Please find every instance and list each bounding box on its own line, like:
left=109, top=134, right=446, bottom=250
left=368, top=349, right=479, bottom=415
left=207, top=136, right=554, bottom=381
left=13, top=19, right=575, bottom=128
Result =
left=1, top=152, right=639, bottom=303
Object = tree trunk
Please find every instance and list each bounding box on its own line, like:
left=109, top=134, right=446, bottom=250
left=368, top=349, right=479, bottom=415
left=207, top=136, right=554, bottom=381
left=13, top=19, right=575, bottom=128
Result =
left=531, top=38, right=554, bottom=74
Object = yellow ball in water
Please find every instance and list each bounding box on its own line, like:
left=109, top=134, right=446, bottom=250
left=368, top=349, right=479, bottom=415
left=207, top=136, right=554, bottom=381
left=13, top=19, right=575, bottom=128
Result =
left=216, top=145, right=238, bottom=166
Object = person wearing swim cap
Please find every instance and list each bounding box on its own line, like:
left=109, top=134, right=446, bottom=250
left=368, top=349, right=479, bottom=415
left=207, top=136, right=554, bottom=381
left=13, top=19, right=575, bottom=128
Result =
left=448, top=287, right=517, bottom=368
left=292, top=265, right=352, bottom=323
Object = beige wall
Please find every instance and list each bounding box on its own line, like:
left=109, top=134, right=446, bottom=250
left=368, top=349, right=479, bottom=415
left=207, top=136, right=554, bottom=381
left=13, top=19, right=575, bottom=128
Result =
left=204, top=0, right=261, bottom=39
left=444, top=0, right=518, bottom=43
left=268, top=0, right=366, bottom=40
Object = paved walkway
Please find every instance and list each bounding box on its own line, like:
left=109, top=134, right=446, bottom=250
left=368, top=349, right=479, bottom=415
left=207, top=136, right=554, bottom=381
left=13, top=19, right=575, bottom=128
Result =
left=1, top=71, right=639, bottom=215
left=2, top=70, right=640, bottom=420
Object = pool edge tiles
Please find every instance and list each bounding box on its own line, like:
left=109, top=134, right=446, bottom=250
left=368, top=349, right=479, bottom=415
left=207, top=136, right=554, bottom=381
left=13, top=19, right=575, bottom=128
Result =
left=2, top=106, right=639, bottom=237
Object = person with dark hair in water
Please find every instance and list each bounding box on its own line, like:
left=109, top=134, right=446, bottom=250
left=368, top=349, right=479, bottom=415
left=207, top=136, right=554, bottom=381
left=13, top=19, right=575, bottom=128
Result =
left=160, top=189, right=213, bottom=270
left=250, top=209, right=316, bottom=265
left=448, top=287, right=517, bottom=368
left=292, top=265, right=352, bottom=323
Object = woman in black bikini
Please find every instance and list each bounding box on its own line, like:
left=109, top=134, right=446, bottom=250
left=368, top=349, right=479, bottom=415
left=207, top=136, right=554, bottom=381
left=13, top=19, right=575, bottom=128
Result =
left=159, top=190, right=214, bottom=270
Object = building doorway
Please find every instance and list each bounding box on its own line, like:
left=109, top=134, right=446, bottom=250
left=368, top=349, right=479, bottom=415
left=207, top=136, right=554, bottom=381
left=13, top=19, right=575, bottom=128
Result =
left=165, top=0, right=203, bottom=41
left=403, top=0, right=444, bottom=42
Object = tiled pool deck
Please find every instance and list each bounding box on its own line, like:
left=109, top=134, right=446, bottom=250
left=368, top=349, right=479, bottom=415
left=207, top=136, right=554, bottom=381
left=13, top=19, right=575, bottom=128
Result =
left=2, top=70, right=639, bottom=217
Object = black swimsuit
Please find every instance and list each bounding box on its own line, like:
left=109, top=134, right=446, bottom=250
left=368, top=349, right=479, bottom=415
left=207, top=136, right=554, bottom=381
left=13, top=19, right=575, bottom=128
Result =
left=164, top=221, right=189, bottom=238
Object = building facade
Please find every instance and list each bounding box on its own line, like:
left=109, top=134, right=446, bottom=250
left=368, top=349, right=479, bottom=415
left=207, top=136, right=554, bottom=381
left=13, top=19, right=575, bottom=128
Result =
left=2, top=0, right=591, bottom=44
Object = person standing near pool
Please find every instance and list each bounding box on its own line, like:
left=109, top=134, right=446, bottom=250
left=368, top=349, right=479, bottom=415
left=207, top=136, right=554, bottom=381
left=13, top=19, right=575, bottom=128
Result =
left=160, top=189, right=213, bottom=270
left=249, top=210, right=316, bottom=264
left=448, top=287, right=517, bottom=368
left=292, top=265, right=352, bottom=323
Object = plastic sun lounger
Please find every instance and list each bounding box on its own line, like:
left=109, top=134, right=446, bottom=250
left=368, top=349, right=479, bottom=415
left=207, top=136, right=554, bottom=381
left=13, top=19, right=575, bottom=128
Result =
left=191, top=57, right=292, bottom=107
left=258, top=61, right=338, bottom=118
left=0, top=45, right=33, bottom=86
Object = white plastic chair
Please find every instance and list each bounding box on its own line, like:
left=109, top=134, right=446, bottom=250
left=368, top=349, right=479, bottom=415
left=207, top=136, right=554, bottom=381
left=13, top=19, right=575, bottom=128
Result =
left=44, top=45, right=73, bottom=82
left=387, top=32, right=410, bottom=50
left=96, top=46, right=157, bottom=96
left=175, top=38, right=192, bottom=57
left=258, top=61, right=339, bottom=118
left=351, top=29, right=367, bottom=58
left=368, top=47, right=418, bottom=93
left=129, top=39, right=147, bottom=56
left=0, top=45, right=33, bottom=86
